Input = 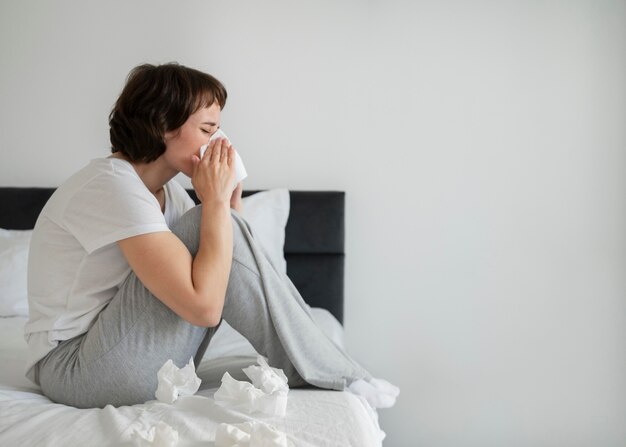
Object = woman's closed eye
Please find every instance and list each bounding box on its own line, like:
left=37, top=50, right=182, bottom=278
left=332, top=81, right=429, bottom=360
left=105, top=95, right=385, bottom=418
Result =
left=201, top=127, right=220, bottom=136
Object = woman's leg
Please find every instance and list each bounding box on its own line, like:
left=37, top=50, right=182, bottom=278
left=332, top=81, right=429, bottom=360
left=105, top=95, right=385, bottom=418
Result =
left=38, top=207, right=220, bottom=408
left=215, top=210, right=372, bottom=390
left=172, top=206, right=370, bottom=391
left=38, top=205, right=370, bottom=408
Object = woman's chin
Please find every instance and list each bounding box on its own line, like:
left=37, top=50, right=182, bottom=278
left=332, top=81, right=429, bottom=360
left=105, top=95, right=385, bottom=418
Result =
left=179, top=167, right=194, bottom=178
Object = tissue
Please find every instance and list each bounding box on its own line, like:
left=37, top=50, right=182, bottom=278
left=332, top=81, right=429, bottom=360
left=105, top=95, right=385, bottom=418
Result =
left=215, top=422, right=288, bottom=447
left=199, top=129, right=248, bottom=189
left=131, top=421, right=179, bottom=447
left=213, top=356, right=289, bottom=416
left=213, top=372, right=288, bottom=416
left=155, top=358, right=202, bottom=404
left=242, top=356, right=289, bottom=395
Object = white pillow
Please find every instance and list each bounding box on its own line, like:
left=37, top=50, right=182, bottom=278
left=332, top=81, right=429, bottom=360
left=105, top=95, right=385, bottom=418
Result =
left=203, top=307, right=344, bottom=362
left=241, top=189, right=290, bottom=274
left=0, top=229, right=32, bottom=317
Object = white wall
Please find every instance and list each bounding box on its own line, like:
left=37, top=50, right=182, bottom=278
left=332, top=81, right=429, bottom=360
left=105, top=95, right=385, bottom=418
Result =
left=1, top=1, right=625, bottom=445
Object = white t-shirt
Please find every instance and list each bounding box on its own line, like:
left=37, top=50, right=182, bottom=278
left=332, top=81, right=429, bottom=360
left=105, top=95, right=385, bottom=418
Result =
left=24, top=157, right=195, bottom=384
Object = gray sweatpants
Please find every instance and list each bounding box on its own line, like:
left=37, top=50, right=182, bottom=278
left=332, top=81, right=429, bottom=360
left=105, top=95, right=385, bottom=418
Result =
left=37, top=206, right=370, bottom=408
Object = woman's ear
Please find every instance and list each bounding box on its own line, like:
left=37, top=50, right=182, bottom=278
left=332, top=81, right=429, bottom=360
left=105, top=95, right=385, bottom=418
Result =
left=163, top=127, right=182, bottom=142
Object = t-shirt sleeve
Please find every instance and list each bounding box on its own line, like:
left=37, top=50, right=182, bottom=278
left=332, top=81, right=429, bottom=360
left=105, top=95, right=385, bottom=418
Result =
left=62, top=173, right=170, bottom=254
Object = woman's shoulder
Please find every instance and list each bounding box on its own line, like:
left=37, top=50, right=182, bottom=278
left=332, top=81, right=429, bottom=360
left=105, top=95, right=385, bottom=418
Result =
left=42, top=158, right=149, bottom=218
left=55, top=157, right=137, bottom=190
left=65, top=158, right=144, bottom=194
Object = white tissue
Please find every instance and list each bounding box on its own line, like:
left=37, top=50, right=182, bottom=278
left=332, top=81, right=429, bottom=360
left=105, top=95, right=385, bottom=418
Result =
left=242, top=356, right=289, bottom=395
left=199, top=129, right=248, bottom=190
left=213, top=355, right=289, bottom=416
left=215, top=422, right=288, bottom=447
left=131, top=421, right=179, bottom=447
left=213, top=372, right=288, bottom=416
left=347, top=377, right=400, bottom=409
left=155, top=358, right=202, bottom=404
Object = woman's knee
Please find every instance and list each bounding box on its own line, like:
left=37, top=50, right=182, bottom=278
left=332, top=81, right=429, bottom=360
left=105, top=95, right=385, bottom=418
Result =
left=169, top=205, right=203, bottom=252
left=170, top=205, right=256, bottom=271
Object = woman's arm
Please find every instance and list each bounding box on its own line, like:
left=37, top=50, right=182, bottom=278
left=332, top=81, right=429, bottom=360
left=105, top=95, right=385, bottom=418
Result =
left=118, top=139, right=235, bottom=327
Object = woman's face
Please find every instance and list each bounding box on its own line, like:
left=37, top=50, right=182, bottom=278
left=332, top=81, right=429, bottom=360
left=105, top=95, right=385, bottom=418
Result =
left=163, top=101, right=222, bottom=177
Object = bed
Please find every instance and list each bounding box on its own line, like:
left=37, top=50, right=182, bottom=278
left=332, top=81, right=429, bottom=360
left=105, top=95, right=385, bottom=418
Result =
left=0, top=187, right=384, bottom=446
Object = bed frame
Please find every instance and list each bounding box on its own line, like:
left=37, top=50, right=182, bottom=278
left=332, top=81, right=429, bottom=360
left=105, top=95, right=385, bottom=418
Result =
left=0, top=188, right=345, bottom=323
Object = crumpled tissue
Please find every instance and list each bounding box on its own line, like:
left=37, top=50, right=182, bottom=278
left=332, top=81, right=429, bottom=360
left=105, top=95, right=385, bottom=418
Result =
left=242, top=356, right=289, bottom=394
left=215, top=421, right=288, bottom=447
left=213, top=355, right=289, bottom=416
left=155, top=357, right=202, bottom=404
left=347, top=377, right=400, bottom=409
left=131, top=421, right=179, bottom=447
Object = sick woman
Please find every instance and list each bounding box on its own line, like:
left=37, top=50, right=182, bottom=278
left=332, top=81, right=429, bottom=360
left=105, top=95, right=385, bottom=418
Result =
left=23, top=63, right=382, bottom=408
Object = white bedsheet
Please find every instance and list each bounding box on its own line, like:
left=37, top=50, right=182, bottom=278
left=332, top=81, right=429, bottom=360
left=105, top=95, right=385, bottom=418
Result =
left=0, top=311, right=383, bottom=447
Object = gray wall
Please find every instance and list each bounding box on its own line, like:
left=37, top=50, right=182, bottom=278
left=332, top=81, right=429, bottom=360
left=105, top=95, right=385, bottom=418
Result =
left=1, top=1, right=625, bottom=445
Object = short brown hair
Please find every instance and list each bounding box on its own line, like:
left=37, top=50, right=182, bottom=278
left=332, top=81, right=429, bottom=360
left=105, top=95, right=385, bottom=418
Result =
left=109, top=63, right=227, bottom=163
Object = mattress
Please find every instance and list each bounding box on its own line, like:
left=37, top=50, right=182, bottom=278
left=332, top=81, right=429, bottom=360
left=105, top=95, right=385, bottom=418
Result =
left=0, top=310, right=383, bottom=446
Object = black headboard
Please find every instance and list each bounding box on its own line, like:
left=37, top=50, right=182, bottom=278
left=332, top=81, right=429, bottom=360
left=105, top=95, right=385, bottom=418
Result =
left=0, top=187, right=345, bottom=323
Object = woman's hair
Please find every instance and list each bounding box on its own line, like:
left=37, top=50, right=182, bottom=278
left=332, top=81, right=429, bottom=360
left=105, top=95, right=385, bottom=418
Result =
left=109, top=63, right=227, bottom=163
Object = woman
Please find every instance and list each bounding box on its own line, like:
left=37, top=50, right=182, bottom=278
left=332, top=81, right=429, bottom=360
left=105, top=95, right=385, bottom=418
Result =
left=24, top=63, right=373, bottom=408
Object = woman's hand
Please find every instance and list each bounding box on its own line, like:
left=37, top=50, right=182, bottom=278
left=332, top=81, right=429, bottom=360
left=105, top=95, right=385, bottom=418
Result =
left=191, top=138, right=235, bottom=206
left=230, top=182, right=243, bottom=213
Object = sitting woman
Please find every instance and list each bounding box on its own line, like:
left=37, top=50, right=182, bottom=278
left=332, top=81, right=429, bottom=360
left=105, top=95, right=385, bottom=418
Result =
left=24, top=62, right=374, bottom=408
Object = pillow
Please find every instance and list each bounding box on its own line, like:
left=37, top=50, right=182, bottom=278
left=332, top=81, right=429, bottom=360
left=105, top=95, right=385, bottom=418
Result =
left=0, top=229, right=32, bottom=317
left=202, top=307, right=344, bottom=362
left=240, top=189, right=290, bottom=274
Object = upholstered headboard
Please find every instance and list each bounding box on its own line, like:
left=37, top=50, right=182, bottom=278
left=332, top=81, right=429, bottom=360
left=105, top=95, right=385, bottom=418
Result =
left=0, top=188, right=345, bottom=323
